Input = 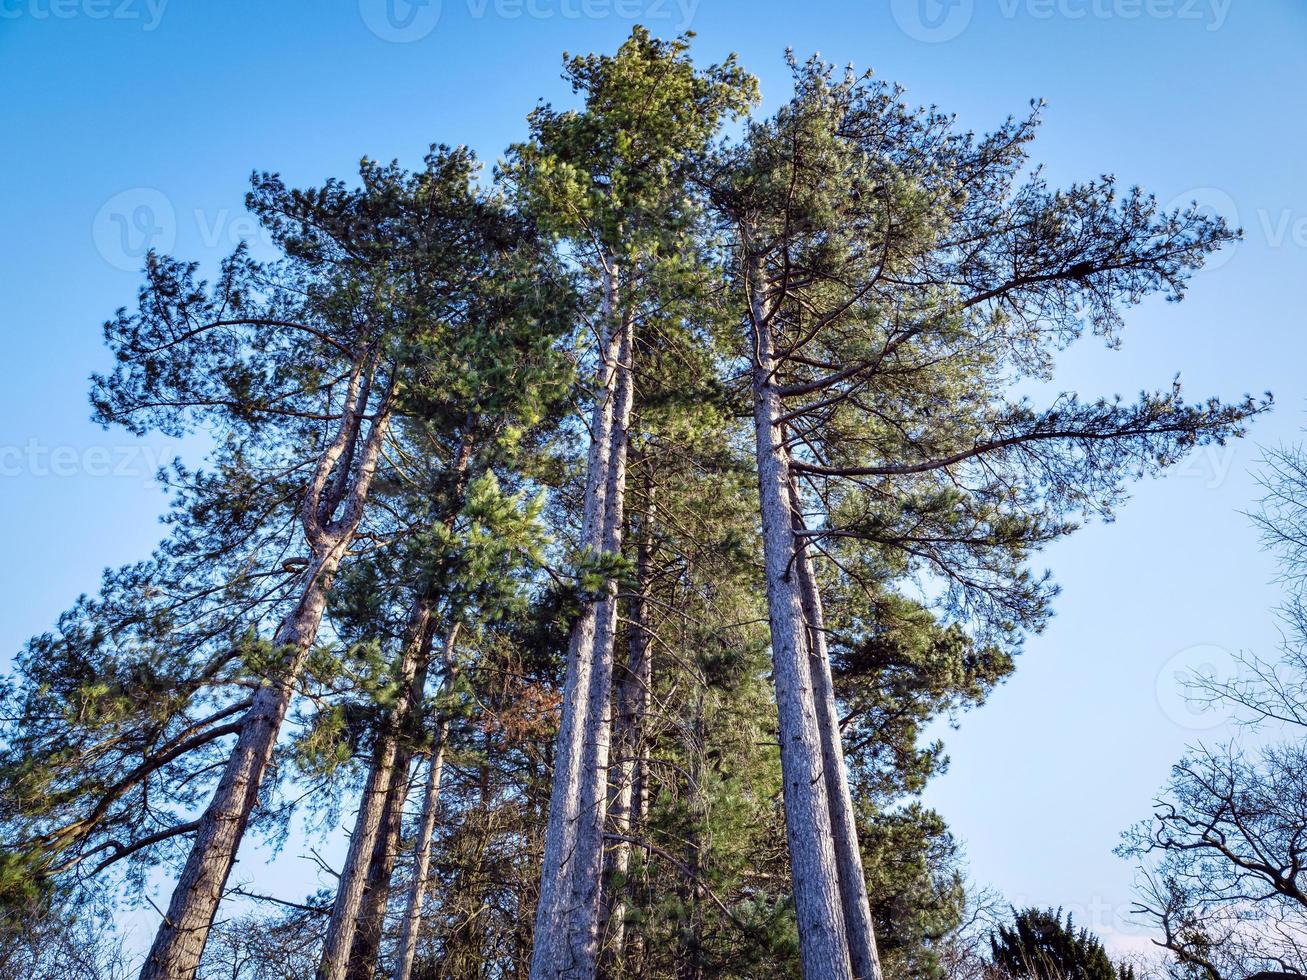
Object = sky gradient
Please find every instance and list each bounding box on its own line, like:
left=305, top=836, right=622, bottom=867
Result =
left=1, top=0, right=1305, bottom=959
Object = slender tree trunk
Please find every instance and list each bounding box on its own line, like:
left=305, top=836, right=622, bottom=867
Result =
left=676, top=696, right=706, bottom=980
left=392, top=622, right=462, bottom=980
left=627, top=546, right=653, bottom=980
left=602, top=474, right=653, bottom=970
left=568, top=310, right=635, bottom=976
left=746, top=254, right=853, bottom=980
left=789, top=480, right=885, bottom=980
left=324, top=427, right=479, bottom=980
left=530, top=262, right=626, bottom=980
left=140, top=373, right=393, bottom=980
left=318, top=602, right=434, bottom=980
left=345, top=745, right=413, bottom=980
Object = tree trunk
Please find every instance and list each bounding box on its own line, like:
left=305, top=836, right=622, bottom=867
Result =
left=345, top=744, right=413, bottom=980
left=139, top=550, right=343, bottom=980
left=567, top=310, right=635, bottom=976
left=676, top=696, right=706, bottom=980
left=530, top=263, right=627, bottom=980
left=323, top=426, right=478, bottom=980
left=746, top=254, right=853, bottom=980
left=392, top=622, right=462, bottom=980
left=789, top=480, right=885, bottom=980
left=318, top=600, right=434, bottom=980
left=602, top=474, right=653, bottom=970
left=140, top=375, right=393, bottom=980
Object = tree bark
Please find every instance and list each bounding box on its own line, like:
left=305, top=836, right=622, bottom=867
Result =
left=530, top=262, right=627, bottom=980
left=345, top=744, right=412, bottom=980
left=140, top=369, right=393, bottom=980
left=789, top=480, right=885, bottom=980
left=320, top=426, right=477, bottom=980
left=391, top=622, right=461, bottom=980
left=602, top=474, right=653, bottom=970
left=746, top=254, right=854, bottom=980
left=567, top=310, right=634, bottom=976
left=317, top=603, right=433, bottom=980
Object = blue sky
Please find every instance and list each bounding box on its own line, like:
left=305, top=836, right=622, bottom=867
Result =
left=2, top=0, right=1304, bottom=959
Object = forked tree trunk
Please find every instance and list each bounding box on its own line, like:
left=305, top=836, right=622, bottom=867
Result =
left=746, top=254, right=853, bottom=980
left=530, top=263, right=626, bottom=980
left=789, top=480, right=885, bottom=980
left=140, top=371, right=393, bottom=980
left=567, top=311, right=634, bottom=975
left=392, top=622, right=462, bottom=980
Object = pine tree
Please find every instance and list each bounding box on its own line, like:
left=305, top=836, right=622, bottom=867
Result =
left=707, top=52, right=1263, bottom=980
left=504, top=29, right=756, bottom=979
left=991, top=908, right=1137, bottom=980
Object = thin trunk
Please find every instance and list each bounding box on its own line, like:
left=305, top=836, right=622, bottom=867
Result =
left=676, top=697, right=706, bottom=980
left=320, top=428, right=476, bottom=980
left=601, top=474, right=653, bottom=970
left=140, top=373, right=393, bottom=980
left=568, top=310, right=635, bottom=975
left=318, top=604, right=433, bottom=980
left=345, top=745, right=413, bottom=980
left=627, top=546, right=653, bottom=980
left=746, top=253, right=853, bottom=980
left=789, top=480, right=885, bottom=980
left=530, top=262, right=625, bottom=980
left=392, top=622, right=462, bottom=980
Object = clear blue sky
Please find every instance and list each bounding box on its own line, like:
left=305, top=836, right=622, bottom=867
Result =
left=2, top=0, right=1304, bottom=958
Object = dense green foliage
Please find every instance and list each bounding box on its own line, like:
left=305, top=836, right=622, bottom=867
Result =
left=991, top=908, right=1137, bottom=980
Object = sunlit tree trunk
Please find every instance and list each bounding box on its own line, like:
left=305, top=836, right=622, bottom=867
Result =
left=568, top=310, right=635, bottom=975
left=319, top=430, right=476, bottom=980
left=345, top=745, right=413, bottom=980
left=140, top=367, right=394, bottom=980
left=317, top=602, right=433, bottom=980
left=745, top=254, right=853, bottom=980
left=530, top=262, right=628, bottom=980
left=789, top=479, right=885, bottom=980
left=601, top=462, right=653, bottom=969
